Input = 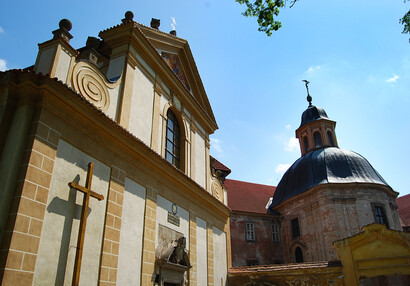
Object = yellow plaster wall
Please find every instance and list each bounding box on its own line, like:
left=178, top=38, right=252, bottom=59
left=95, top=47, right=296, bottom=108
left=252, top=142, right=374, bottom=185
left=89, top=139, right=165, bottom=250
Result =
left=334, top=223, right=410, bottom=285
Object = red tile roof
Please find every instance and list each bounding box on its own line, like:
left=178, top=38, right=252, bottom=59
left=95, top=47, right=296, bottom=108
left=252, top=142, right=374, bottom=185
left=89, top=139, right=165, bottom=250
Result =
left=224, top=179, right=276, bottom=214
left=396, top=193, right=410, bottom=227
left=211, top=156, right=231, bottom=173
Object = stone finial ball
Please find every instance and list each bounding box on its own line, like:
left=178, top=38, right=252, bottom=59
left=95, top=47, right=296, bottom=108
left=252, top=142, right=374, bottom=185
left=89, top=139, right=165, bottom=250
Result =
left=125, top=11, right=134, bottom=20
left=59, top=19, right=72, bottom=31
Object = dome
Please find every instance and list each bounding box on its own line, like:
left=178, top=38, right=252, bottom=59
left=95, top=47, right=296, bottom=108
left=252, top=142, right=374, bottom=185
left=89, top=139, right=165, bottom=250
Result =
left=300, top=105, right=329, bottom=127
left=269, top=147, right=390, bottom=209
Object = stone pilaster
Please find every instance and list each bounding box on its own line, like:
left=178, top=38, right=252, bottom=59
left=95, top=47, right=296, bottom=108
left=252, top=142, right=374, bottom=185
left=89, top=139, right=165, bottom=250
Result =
left=205, top=138, right=211, bottom=193
left=141, top=186, right=158, bottom=285
left=150, top=79, right=162, bottom=153
left=190, top=123, right=197, bottom=181
left=207, top=221, right=214, bottom=286
left=189, top=211, right=197, bottom=285
left=116, top=60, right=135, bottom=129
left=99, top=166, right=126, bottom=286
left=0, top=120, right=59, bottom=286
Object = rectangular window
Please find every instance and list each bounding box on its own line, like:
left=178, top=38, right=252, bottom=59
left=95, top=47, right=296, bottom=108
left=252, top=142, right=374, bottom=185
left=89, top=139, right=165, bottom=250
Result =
left=291, top=218, right=300, bottom=239
left=246, top=222, right=255, bottom=241
left=374, top=205, right=389, bottom=228
left=271, top=224, right=280, bottom=242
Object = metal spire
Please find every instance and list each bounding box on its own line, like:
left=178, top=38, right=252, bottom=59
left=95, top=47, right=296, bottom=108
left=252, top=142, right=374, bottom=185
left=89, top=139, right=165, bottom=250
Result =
left=302, top=80, right=312, bottom=107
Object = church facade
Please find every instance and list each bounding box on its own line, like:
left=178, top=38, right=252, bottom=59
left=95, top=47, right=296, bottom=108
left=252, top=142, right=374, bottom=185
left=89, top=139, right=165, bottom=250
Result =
left=0, top=12, right=230, bottom=286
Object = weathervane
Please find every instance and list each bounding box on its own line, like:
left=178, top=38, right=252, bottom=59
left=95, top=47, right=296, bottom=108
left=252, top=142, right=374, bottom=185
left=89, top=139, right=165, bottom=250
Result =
left=302, top=80, right=312, bottom=107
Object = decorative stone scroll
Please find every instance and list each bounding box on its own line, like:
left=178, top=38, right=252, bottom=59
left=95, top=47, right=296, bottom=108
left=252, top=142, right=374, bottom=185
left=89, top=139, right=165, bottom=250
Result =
left=212, top=181, right=222, bottom=201
left=71, top=61, right=119, bottom=112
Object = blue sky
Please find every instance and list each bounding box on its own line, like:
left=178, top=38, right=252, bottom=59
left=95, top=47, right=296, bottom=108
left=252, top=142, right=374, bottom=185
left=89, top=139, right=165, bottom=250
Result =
left=1, top=1, right=409, bottom=196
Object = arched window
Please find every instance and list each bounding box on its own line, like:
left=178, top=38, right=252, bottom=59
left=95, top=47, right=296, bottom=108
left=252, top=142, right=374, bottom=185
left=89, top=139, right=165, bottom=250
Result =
left=303, top=136, right=309, bottom=153
left=313, top=131, right=322, bottom=148
left=165, top=109, right=181, bottom=168
left=295, top=247, right=304, bottom=263
left=327, top=131, right=334, bottom=146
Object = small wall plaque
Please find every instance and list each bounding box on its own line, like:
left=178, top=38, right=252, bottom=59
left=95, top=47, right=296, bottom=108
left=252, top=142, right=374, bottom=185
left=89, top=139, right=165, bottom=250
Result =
left=168, top=212, right=180, bottom=227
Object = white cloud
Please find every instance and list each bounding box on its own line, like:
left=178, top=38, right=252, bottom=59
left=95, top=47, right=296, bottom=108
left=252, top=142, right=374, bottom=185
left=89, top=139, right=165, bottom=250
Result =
left=210, top=138, right=222, bottom=154
left=306, top=65, right=320, bottom=73
left=284, top=137, right=299, bottom=152
left=0, top=59, right=7, bottom=71
left=0, top=26, right=4, bottom=34
left=285, top=124, right=291, bottom=130
left=275, top=163, right=291, bottom=174
left=386, top=74, right=399, bottom=83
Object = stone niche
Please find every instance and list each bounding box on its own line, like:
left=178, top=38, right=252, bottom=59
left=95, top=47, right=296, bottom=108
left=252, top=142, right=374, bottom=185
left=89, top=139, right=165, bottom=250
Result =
left=155, top=225, right=191, bottom=286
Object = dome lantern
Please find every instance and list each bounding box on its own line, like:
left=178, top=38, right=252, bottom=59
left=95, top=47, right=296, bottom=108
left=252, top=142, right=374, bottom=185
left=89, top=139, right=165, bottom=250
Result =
left=296, top=81, right=338, bottom=156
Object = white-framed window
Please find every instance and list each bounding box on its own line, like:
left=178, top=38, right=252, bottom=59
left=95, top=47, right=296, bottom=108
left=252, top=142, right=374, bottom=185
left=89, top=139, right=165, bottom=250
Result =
left=246, top=222, right=255, bottom=241
left=271, top=224, right=280, bottom=242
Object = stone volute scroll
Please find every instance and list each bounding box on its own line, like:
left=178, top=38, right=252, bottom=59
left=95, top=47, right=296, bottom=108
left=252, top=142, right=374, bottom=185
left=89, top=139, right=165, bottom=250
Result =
left=71, top=60, right=120, bottom=112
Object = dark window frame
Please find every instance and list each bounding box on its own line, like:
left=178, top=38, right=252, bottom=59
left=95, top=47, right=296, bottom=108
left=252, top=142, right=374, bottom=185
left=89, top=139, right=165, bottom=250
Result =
left=303, top=136, right=309, bottom=153
left=327, top=131, right=334, bottom=146
left=165, top=109, right=181, bottom=168
left=271, top=224, right=280, bottom=243
left=372, top=203, right=389, bottom=228
left=313, top=131, right=322, bottom=148
left=245, top=222, right=256, bottom=241
left=291, top=218, right=300, bottom=239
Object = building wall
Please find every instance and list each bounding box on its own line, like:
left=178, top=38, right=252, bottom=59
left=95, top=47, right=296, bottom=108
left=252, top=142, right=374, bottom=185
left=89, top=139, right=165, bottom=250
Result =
left=196, top=217, right=208, bottom=286
left=230, top=213, right=282, bottom=267
left=33, top=140, right=111, bottom=286
left=213, top=226, right=227, bottom=286
left=275, top=185, right=401, bottom=263
left=117, top=177, right=146, bottom=286
left=129, top=65, right=155, bottom=146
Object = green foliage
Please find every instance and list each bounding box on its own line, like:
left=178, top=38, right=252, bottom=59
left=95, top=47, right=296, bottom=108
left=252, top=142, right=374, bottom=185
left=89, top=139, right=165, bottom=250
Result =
left=236, top=0, right=286, bottom=36
left=237, top=0, right=409, bottom=43
left=399, top=9, right=410, bottom=42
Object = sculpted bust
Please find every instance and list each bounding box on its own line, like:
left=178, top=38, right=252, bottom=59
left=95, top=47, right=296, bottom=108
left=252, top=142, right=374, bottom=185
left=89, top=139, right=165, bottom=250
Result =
left=169, top=237, right=189, bottom=266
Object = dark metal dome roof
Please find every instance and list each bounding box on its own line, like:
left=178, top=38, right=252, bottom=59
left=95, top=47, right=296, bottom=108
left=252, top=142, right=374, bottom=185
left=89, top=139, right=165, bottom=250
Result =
left=269, top=147, right=390, bottom=209
left=300, top=105, right=329, bottom=127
